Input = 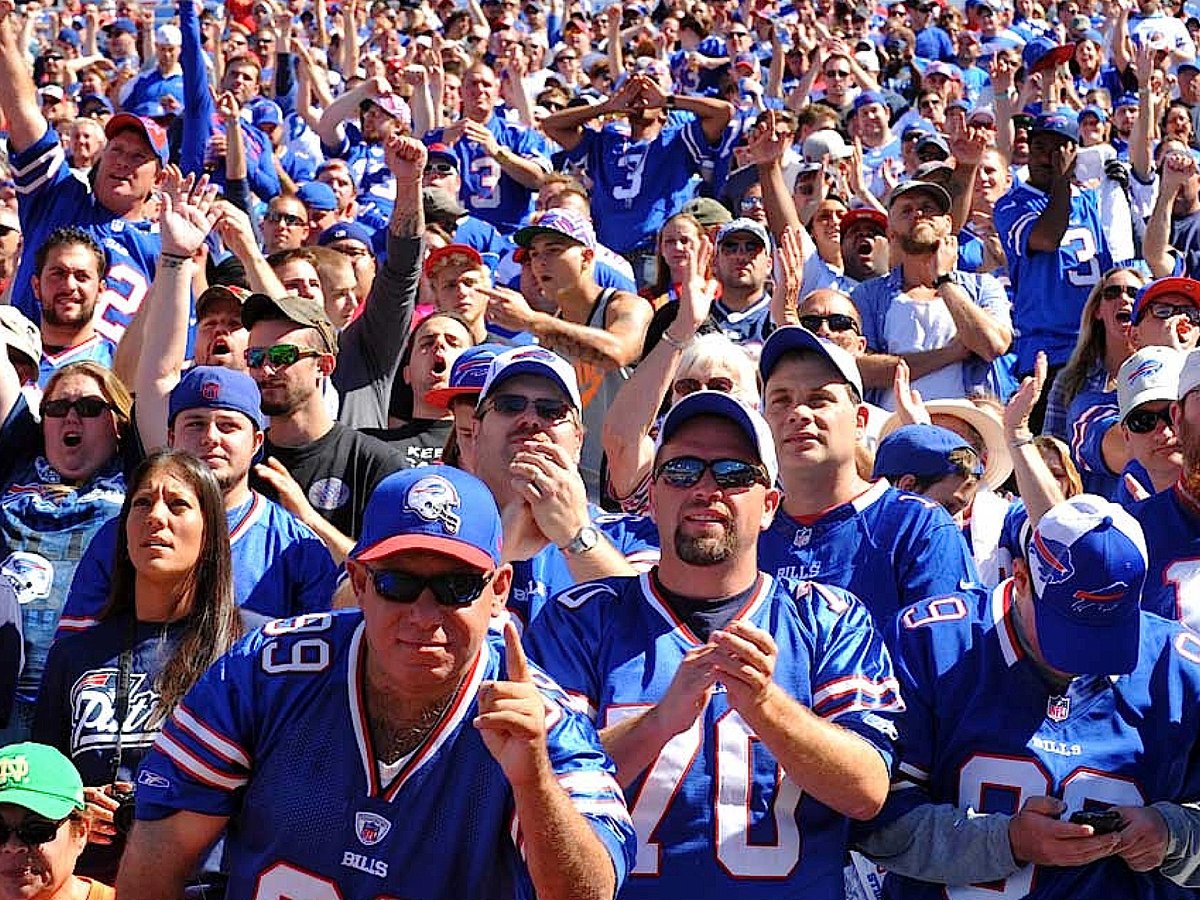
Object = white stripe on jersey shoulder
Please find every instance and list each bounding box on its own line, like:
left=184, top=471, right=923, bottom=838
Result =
left=348, top=621, right=374, bottom=791
left=10, top=141, right=63, bottom=178
left=852, top=479, right=890, bottom=513
left=640, top=571, right=774, bottom=644
left=173, top=703, right=252, bottom=768
left=229, top=492, right=266, bottom=545
left=14, top=146, right=66, bottom=194
left=991, top=580, right=1020, bottom=668
left=157, top=729, right=248, bottom=792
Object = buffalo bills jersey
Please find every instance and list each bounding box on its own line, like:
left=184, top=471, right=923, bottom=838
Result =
left=424, top=120, right=553, bottom=233
left=56, top=491, right=337, bottom=636
left=38, top=335, right=117, bottom=388
left=8, top=127, right=161, bottom=343
left=1, top=399, right=125, bottom=705
left=1067, top=388, right=1121, bottom=499
left=758, top=480, right=980, bottom=631
left=134, top=610, right=635, bottom=899
left=993, top=182, right=1113, bottom=373
left=876, top=582, right=1200, bottom=899
left=323, top=123, right=397, bottom=226
left=524, top=572, right=901, bottom=900
left=508, top=508, right=660, bottom=628
left=1128, top=484, right=1200, bottom=632
left=561, top=115, right=718, bottom=253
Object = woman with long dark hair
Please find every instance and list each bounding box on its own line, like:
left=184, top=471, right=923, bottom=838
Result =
left=32, top=449, right=241, bottom=885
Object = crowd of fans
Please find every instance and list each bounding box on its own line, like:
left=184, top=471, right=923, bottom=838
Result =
left=5, top=0, right=1200, bottom=893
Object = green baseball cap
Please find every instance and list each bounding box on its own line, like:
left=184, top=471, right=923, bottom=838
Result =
left=0, top=743, right=85, bottom=820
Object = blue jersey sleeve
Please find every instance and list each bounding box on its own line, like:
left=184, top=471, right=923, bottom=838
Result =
left=896, top=495, right=982, bottom=603
left=179, top=0, right=215, bottom=179
left=56, top=516, right=119, bottom=636
left=1067, top=391, right=1119, bottom=478
left=281, top=529, right=339, bottom=615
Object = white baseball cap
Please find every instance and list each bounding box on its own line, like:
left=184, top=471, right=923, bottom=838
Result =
left=1178, top=347, right=1200, bottom=401
left=1117, top=346, right=1185, bottom=420
left=476, top=346, right=583, bottom=411
left=803, top=129, right=853, bottom=162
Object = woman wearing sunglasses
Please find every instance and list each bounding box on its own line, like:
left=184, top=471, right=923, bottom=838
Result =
left=0, top=360, right=133, bottom=744
left=604, top=240, right=759, bottom=514
left=33, top=449, right=240, bottom=886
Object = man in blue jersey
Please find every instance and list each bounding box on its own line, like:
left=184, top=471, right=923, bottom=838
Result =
left=116, top=466, right=636, bottom=900
left=524, top=390, right=900, bottom=899
left=31, top=228, right=116, bottom=387
left=425, top=64, right=553, bottom=234
left=1129, top=347, right=1200, bottom=630
left=994, top=110, right=1114, bottom=429
left=859, top=494, right=1200, bottom=896
left=542, top=60, right=734, bottom=277
left=467, top=346, right=658, bottom=626
left=0, top=0, right=163, bottom=343
left=756, top=325, right=980, bottom=629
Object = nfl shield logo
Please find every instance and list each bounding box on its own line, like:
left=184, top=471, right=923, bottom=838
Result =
left=794, top=527, right=812, bottom=549
left=355, top=811, right=391, bottom=847
left=1046, top=695, right=1070, bottom=723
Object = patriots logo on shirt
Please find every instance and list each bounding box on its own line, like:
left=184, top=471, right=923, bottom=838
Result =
left=355, top=811, right=391, bottom=847
left=1031, top=531, right=1074, bottom=585
left=406, top=475, right=462, bottom=534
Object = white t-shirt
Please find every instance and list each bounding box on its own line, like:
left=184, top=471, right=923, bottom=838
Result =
left=879, top=291, right=963, bottom=410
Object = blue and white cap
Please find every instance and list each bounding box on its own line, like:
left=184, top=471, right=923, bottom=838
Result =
left=477, top=346, right=583, bottom=411
left=654, top=391, right=779, bottom=486
left=1028, top=495, right=1148, bottom=675
left=353, top=467, right=502, bottom=569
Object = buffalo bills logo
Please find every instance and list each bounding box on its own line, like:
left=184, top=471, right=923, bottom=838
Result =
left=405, top=475, right=462, bottom=533
left=1031, top=531, right=1074, bottom=585
left=355, top=812, right=391, bottom=847
left=201, top=380, right=221, bottom=401
left=1071, top=580, right=1131, bottom=617
left=1, top=552, right=54, bottom=604
left=1126, top=358, right=1162, bottom=384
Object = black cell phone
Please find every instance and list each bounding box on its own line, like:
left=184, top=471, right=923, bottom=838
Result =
left=1069, top=810, right=1125, bottom=835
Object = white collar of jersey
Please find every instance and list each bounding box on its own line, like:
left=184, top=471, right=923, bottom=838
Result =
left=640, top=571, right=774, bottom=646
left=346, top=621, right=488, bottom=800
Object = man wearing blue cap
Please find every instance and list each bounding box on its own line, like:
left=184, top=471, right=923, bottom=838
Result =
left=994, top=109, right=1114, bottom=429
left=118, top=466, right=636, bottom=900
left=525, top=390, right=900, bottom=899
left=858, top=494, right=1200, bottom=895
left=0, top=2, right=164, bottom=342
left=850, top=90, right=904, bottom=198
left=318, top=221, right=377, bottom=305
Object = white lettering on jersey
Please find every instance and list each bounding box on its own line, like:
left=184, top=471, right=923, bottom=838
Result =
left=340, top=851, right=389, bottom=878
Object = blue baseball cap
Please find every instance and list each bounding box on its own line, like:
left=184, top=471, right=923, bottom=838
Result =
left=56, top=27, right=81, bottom=47
left=654, top=390, right=779, bottom=486
left=1114, top=92, right=1141, bottom=110
left=477, top=346, right=583, bottom=410
left=168, top=365, right=266, bottom=430
left=353, top=467, right=502, bottom=569
left=1028, top=495, right=1148, bottom=675
left=1031, top=109, right=1080, bottom=143
left=252, top=100, right=283, bottom=129
left=296, top=181, right=338, bottom=212
left=318, top=221, right=374, bottom=247
left=1079, top=104, right=1109, bottom=123
left=1023, top=35, right=1074, bottom=74
left=106, top=16, right=137, bottom=35
left=426, top=343, right=507, bottom=410
left=759, top=325, right=864, bottom=396
left=871, top=424, right=982, bottom=481
left=853, top=90, right=888, bottom=112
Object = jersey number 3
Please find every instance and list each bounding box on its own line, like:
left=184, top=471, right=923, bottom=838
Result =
left=606, top=705, right=803, bottom=879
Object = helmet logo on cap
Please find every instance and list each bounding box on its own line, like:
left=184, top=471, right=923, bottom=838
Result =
left=201, top=380, right=221, bottom=401
left=1032, top=531, right=1073, bottom=584
left=406, top=475, right=462, bottom=534
left=0, top=755, right=30, bottom=787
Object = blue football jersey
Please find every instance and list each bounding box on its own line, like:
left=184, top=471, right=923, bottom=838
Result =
left=993, top=182, right=1113, bottom=373
left=1066, top=388, right=1121, bottom=499
left=1128, top=485, right=1200, bottom=631
left=8, top=127, right=161, bottom=343
left=562, top=115, right=717, bottom=254
left=758, top=481, right=980, bottom=631
left=424, top=120, right=552, bottom=233
left=134, top=610, right=636, bottom=899
left=507, top=508, right=660, bottom=628
left=877, top=582, right=1200, bottom=899
left=38, top=335, right=117, bottom=388
left=524, top=572, right=901, bottom=900
left=56, top=491, right=338, bottom=636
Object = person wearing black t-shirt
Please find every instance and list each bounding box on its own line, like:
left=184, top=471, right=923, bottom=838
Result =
left=243, top=291, right=404, bottom=561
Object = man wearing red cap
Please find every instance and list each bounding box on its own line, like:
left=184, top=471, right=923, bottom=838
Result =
left=0, top=0, right=164, bottom=343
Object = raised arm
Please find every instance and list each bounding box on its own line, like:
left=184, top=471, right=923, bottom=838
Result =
left=1145, top=150, right=1192, bottom=277
left=1003, top=352, right=1065, bottom=528
left=0, top=0, right=51, bottom=153
left=1025, top=146, right=1076, bottom=253
left=542, top=77, right=635, bottom=151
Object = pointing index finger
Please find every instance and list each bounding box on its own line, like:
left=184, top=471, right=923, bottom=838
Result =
left=503, top=619, right=532, bottom=684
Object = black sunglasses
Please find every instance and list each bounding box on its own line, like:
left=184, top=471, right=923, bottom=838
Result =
left=654, top=456, right=768, bottom=489
left=673, top=376, right=734, bottom=396
left=370, top=568, right=493, bottom=606
left=1102, top=284, right=1140, bottom=300
left=799, top=313, right=860, bottom=334
left=42, top=396, right=113, bottom=419
left=1147, top=303, right=1200, bottom=325
left=487, top=393, right=573, bottom=421
left=424, top=162, right=456, bottom=176
left=1125, top=406, right=1174, bottom=434
left=0, top=816, right=65, bottom=846
left=266, top=211, right=307, bottom=226
left=245, top=343, right=323, bottom=369
left=719, top=239, right=764, bottom=254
